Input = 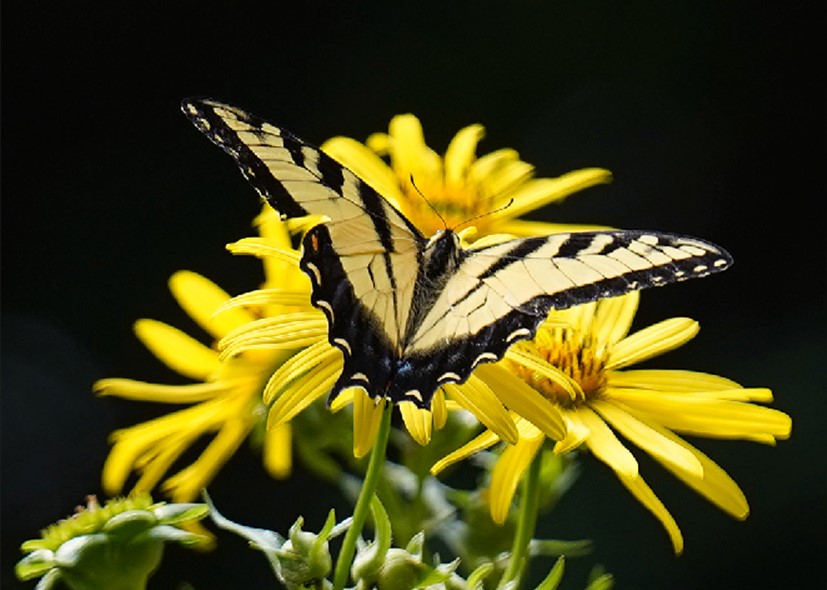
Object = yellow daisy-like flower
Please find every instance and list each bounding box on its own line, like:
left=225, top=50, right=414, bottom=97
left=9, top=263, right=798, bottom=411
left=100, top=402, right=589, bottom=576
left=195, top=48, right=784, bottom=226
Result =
left=432, top=292, right=792, bottom=554
left=95, top=208, right=319, bottom=503
left=321, top=114, right=612, bottom=239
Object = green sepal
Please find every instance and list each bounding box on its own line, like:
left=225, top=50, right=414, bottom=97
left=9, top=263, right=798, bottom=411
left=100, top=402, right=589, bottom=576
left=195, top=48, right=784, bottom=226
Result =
left=534, top=556, right=565, bottom=590
left=15, top=549, right=56, bottom=581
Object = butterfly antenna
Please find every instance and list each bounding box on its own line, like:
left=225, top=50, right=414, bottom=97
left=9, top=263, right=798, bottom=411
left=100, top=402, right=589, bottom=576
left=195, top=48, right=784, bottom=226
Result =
left=409, top=174, right=447, bottom=230
left=455, top=198, right=515, bottom=232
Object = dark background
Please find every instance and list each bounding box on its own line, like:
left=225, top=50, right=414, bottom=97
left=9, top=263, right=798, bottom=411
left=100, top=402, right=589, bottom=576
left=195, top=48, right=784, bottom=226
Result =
left=2, top=2, right=824, bottom=588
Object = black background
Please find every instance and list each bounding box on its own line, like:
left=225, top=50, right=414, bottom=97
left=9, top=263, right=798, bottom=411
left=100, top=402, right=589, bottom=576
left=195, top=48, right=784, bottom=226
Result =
left=2, top=2, right=825, bottom=588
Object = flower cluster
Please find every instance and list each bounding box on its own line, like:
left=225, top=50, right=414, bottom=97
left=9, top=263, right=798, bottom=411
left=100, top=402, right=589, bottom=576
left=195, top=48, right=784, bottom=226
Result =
left=82, top=112, right=791, bottom=588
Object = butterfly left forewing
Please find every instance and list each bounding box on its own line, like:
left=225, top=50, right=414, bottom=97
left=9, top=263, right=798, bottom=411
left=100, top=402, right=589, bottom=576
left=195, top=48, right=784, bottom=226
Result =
left=183, top=99, right=428, bottom=401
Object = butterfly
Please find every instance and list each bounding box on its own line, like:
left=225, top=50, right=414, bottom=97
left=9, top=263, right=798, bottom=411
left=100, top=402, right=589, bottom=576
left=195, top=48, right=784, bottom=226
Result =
left=182, top=99, right=732, bottom=409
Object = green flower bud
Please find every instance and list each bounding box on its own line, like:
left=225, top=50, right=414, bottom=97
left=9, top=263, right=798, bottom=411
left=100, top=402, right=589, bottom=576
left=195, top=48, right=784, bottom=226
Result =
left=15, top=494, right=209, bottom=590
left=375, top=548, right=429, bottom=590
left=276, top=517, right=333, bottom=588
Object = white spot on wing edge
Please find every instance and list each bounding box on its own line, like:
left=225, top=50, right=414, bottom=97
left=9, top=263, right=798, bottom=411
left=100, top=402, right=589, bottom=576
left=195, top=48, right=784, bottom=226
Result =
left=638, top=234, right=660, bottom=246
left=304, top=262, right=322, bottom=285
left=333, top=337, right=352, bottom=356
left=315, top=299, right=334, bottom=322
left=351, top=373, right=370, bottom=383
left=472, top=352, right=499, bottom=368
left=506, top=327, right=531, bottom=343
left=438, top=372, right=461, bottom=383
left=681, top=245, right=710, bottom=257
left=405, top=390, right=424, bottom=402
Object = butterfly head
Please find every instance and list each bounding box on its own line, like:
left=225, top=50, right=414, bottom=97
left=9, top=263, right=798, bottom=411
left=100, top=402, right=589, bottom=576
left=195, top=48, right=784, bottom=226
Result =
left=423, top=230, right=463, bottom=279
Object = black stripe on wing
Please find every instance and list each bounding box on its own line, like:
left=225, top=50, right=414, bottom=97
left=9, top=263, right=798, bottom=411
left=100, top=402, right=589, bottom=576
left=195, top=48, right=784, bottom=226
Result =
left=471, top=230, right=732, bottom=314
left=183, top=98, right=309, bottom=218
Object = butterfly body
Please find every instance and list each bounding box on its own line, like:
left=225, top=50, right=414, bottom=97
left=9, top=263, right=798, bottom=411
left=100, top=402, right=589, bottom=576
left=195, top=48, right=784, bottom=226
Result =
left=183, top=98, right=733, bottom=409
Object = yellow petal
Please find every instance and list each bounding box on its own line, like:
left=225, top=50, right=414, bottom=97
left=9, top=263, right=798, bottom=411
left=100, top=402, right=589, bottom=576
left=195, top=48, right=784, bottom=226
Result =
left=639, top=423, right=750, bottom=520
left=497, top=219, right=613, bottom=237
left=431, top=388, right=448, bottom=430
left=226, top=237, right=303, bottom=265
left=619, top=474, right=684, bottom=555
left=492, top=169, right=613, bottom=221
left=163, top=417, right=250, bottom=501
left=170, top=271, right=256, bottom=339
left=468, top=148, right=521, bottom=192
left=219, top=314, right=327, bottom=359
left=607, top=369, right=742, bottom=392
left=386, top=114, right=442, bottom=180
left=443, top=376, right=518, bottom=445
left=131, top=435, right=194, bottom=495
left=103, top=395, right=240, bottom=495
left=103, top=420, right=185, bottom=494
left=553, top=410, right=590, bottom=454
left=329, top=387, right=356, bottom=412
left=591, top=399, right=703, bottom=478
left=514, top=415, right=544, bottom=439
left=267, top=356, right=341, bottom=428
left=479, top=158, right=535, bottom=199
left=262, top=341, right=341, bottom=404
left=489, top=433, right=545, bottom=524
left=431, top=429, right=501, bottom=475
left=134, top=319, right=219, bottom=380
left=607, top=317, right=699, bottom=370
left=575, top=406, right=639, bottom=479
left=254, top=205, right=292, bottom=248
left=399, top=402, right=433, bottom=445
left=353, top=390, right=387, bottom=458
left=322, top=136, right=404, bottom=203
left=94, top=378, right=238, bottom=403
left=503, top=346, right=584, bottom=402
left=444, top=124, right=484, bottom=186
left=594, top=292, right=639, bottom=346
left=474, top=364, right=566, bottom=441
left=365, top=131, right=391, bottom=155
left=264, top=422, right=292, bottom=479
left=215, top=288, right=314, bottom=316
left=608, top=389, right=792, bottom=443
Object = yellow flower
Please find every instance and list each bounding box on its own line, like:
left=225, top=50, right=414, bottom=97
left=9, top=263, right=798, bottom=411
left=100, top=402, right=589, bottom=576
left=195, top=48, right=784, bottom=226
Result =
left=321, top=114, right=612, bottom=239
left=432, top=292, right=792, bottom=554
left=95, top=209, right=320, bottom=503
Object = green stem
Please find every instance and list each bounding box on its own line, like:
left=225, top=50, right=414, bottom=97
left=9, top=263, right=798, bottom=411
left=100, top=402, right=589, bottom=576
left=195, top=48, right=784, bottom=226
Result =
left=332, top=403, right=393, bottom=590
left=500, top=453, right=543, bottom=589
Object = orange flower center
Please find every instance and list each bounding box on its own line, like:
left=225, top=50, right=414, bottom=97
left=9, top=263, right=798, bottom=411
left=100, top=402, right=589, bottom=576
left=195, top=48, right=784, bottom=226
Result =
left=507, top=327, right=607, bottom=408
left=397, top=178, right=493, bottom=237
